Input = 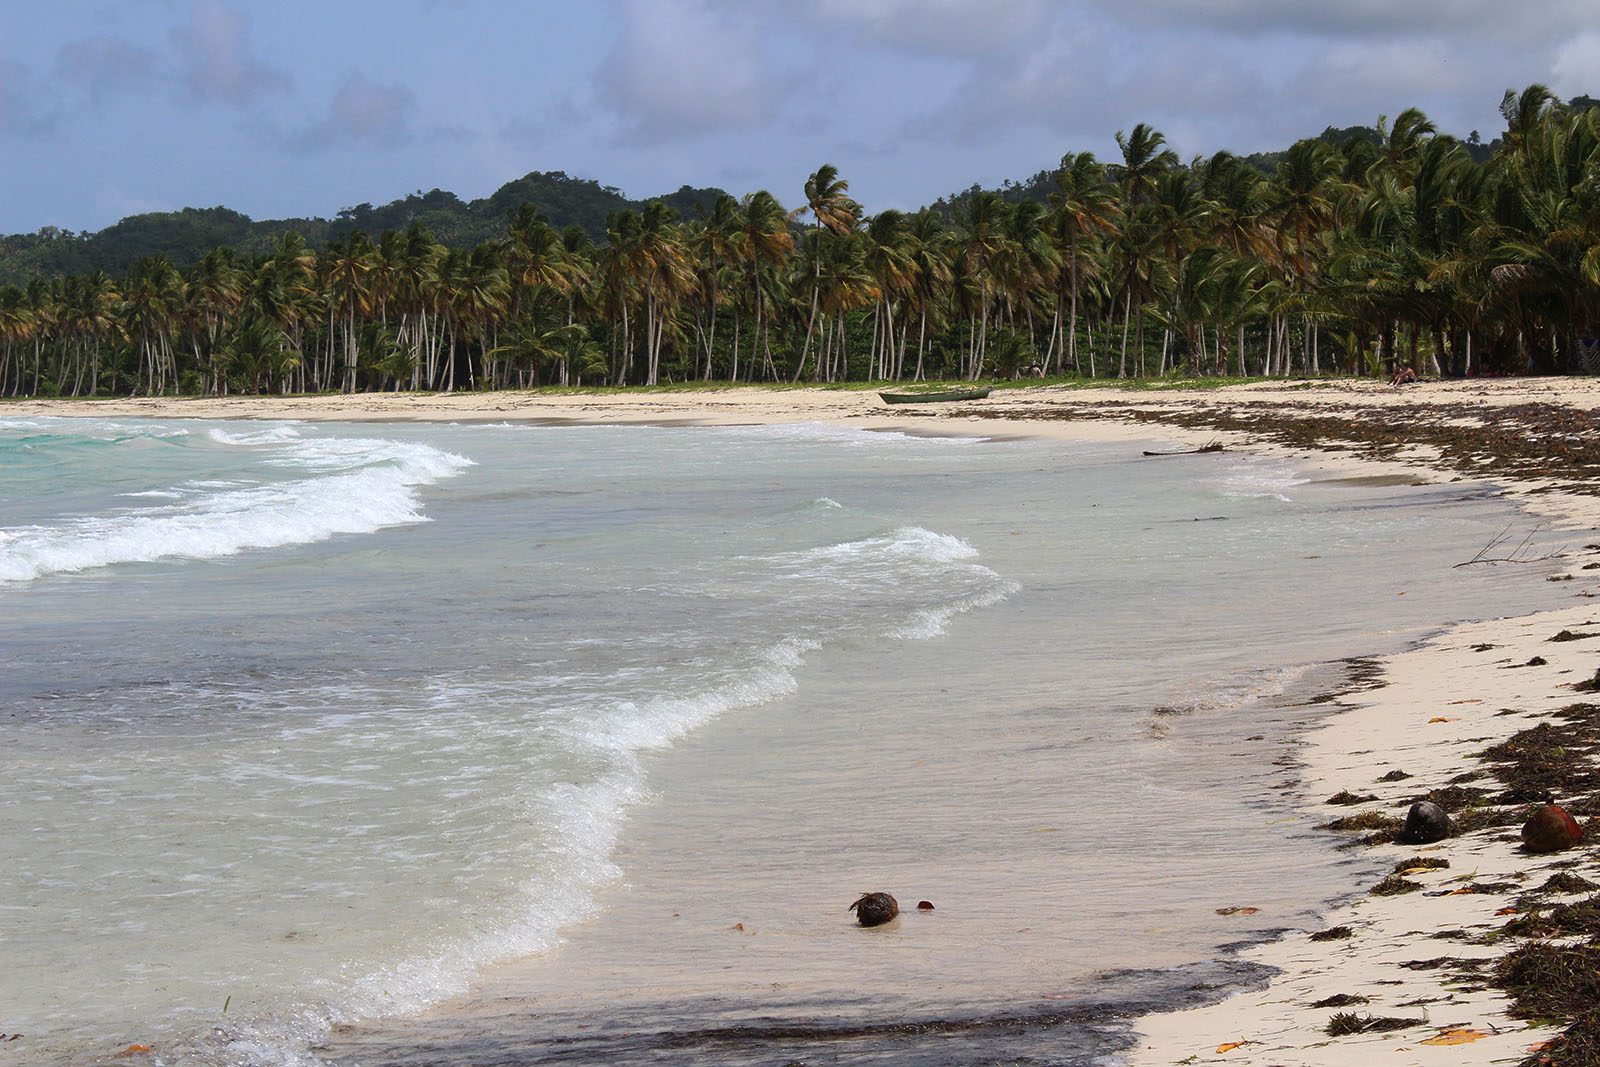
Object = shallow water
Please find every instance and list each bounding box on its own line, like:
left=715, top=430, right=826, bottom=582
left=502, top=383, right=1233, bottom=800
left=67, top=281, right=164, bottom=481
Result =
left=0, top=415, right=1566, bottom=1066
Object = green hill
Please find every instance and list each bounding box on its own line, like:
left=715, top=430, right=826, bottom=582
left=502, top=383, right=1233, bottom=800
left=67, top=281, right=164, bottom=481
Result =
left=0, top=171, right=731, bottom=284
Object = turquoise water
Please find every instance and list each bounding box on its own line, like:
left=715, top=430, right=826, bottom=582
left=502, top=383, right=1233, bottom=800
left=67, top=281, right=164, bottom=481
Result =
left=0, top=415, right=1566, bottom=1066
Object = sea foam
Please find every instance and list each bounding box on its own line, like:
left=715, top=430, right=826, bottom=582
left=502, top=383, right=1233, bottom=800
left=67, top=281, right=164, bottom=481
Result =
left=0, top=426, right=472, bottom=583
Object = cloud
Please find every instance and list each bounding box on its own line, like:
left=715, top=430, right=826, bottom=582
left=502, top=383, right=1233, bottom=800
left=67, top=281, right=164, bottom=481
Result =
left=0, top=59, right=58, bottom=137
left=1087, top=0, right=1599, bottom=41
left=288, top=73, right=417, bottom=152
left=55, top=35, right=166, bottom=106
left=807, top=0, right=1050, bottom=60
left=170, top=0, right=289, bottom=103
left=1552, top=32, right=1600, bottom=100
left=595, top=0, right=777, bottom=141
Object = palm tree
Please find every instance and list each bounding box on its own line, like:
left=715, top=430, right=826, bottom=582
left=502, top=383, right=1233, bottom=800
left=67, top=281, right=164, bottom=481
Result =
left=903, top=210, right=953, bottom=381
left=324, top=233, right=377, bottom=393
left=790, top=165, right=863, bottom=378
left=452, top=242, right=511, bottom=389
left=687, top=193, right=742, bottom=380
left=861, top=209, right=915, bottom=379
left=1112, top=123, right=1178, bottom=209
left=59, top=271, right=121, bottom=396
left=0, top=285, right=33, bottom=396
left=733, top=190, right=794, bottom=381
left=633, top=202, right=691, bottom=385
left=994, top=199, right=1058, bottom=363
left=955, top=191, right=1011, bottom=379
left=123, top=255, right=184, bottom=395
left=187, top=248, right=244, bottom=393
left=1048, top=151, right=1119, bottom=372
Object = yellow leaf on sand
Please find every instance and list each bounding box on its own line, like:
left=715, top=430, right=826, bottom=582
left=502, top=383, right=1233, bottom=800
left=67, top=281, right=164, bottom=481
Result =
left=1420, top=1028, right=1489, bottom=1046
left=1428, top=716, right=1459, bottom=723
left=1217, top=1040, right=1248, bottom=1053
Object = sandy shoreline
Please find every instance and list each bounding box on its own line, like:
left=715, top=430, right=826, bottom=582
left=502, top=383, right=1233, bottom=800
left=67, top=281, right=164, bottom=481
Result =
left=13, top=379, right=1600, bottom=1064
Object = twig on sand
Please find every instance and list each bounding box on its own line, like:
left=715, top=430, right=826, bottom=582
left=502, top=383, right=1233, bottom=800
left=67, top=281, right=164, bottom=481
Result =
left=1453, top=524, right=1562, bottom=568
left=1142, top=440, right=1226, bottom=457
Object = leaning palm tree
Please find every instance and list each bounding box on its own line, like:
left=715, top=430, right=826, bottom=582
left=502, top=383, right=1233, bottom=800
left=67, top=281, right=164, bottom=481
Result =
left=790, top=165, right=863, bottom=378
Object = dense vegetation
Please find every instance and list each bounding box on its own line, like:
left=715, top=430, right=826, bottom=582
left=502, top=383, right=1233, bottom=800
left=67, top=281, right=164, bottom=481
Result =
left=3, top=85, right=1598, bottom=398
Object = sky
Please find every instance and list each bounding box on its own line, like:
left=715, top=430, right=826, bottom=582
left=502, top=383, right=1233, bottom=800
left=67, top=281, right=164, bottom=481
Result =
left=4, top=0, right=1600, bottom=236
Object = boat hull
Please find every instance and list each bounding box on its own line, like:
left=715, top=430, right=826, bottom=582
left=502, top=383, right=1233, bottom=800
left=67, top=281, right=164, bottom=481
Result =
left=878, top=388, right=992, bottom=405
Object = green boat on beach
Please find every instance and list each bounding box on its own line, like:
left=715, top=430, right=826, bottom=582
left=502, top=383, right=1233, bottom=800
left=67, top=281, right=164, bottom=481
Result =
left=877, top=387, right=992, bottom=405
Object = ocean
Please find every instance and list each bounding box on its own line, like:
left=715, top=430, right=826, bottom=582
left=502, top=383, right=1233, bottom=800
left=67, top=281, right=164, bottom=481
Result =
left=0, top=414, right=1566, bottom=1066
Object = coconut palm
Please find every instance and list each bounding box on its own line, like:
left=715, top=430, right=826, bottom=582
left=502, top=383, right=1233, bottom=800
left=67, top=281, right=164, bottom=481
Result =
left=955, top=191, right=1012, bottom=379
left=1112, top=123, right=1178, bottom=209
left=123, top=256, right=184, bottom=395
left=1048, top=152, right=1119, bottom=372
left=733, top=190, right=794, bottom=381
left=860, top=209, right=917, bottom=378
left=324, top=233, right=377, bottom=393
left=687, top=193, right=743, bottom=380
left=0, top=285, right=34, bottom=396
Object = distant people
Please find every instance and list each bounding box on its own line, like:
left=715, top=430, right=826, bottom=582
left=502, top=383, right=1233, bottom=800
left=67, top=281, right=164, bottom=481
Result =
left=1389, top=365, right=1417, bottom=386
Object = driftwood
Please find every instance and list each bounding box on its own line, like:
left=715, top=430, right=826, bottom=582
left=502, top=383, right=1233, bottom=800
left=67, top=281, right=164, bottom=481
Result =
left=1454, top=524, right=1562, bottom=568
left=1143, top=441, right=1226, bottom=457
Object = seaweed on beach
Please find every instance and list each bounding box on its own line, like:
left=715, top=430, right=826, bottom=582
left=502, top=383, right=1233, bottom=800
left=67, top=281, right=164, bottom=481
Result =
left=1371, top=874, right=1423, bottom=896
left=1377, top=768, right=1413, bottom=782
left=1411, top=784, right=1495, bottom=811
left=1310, top=926, right=1353, bottom=941
left=1500, top=896, right=1600, bottom=939
left=1493, top=942, right=1600, bottom=1023
left=1521, top=1007, right=1600, bottom=1067
left=973, top=397, right=1600, bottom=492
left=1541, top=872, right=1600, bottom=893
left=1311, top=993, right=1367, bottom=1007
left=1393, top=856, right=1450, bottom=873
left=1319, top=810, right=1404, bottom=833
left=1325, top=1012, right=1424, bottom=1035
left=1326, top=790, right=1379, bottom=805
left=1480, top=720, right=1600, bottom=802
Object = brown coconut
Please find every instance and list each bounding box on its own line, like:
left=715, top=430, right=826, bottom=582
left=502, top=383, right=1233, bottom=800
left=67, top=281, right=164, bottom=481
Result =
left=849, top=892, right=898, bottom=927
left=1522, top=803, right=1583, bottom=853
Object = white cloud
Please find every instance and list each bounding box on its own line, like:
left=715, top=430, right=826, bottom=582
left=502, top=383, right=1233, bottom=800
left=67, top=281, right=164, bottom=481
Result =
left=1552, top=32, right=1600, bottom=100
left=808, top=0, right=1050, bottom=59
left=288, top=73, right=416, bottom=152
left=595, top=0, right=775, bottom=140
left=1091, top=0, right=1600, bottom=41
left=55, top=35, right=165, bottom=105
left=170, top=0, right=289, bottom=103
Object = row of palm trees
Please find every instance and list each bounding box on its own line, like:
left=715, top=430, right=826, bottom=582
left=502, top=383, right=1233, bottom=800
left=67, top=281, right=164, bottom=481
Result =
left=2, top=85, right=1598, bottom=397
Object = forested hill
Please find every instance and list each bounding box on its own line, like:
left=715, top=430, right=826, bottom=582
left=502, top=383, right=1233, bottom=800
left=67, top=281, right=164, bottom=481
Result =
left=0, top=172, right=731, bottom=285
left=8, top=95, right=1598, bottom=285
left=926, top=120, right=1507, bottom=218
